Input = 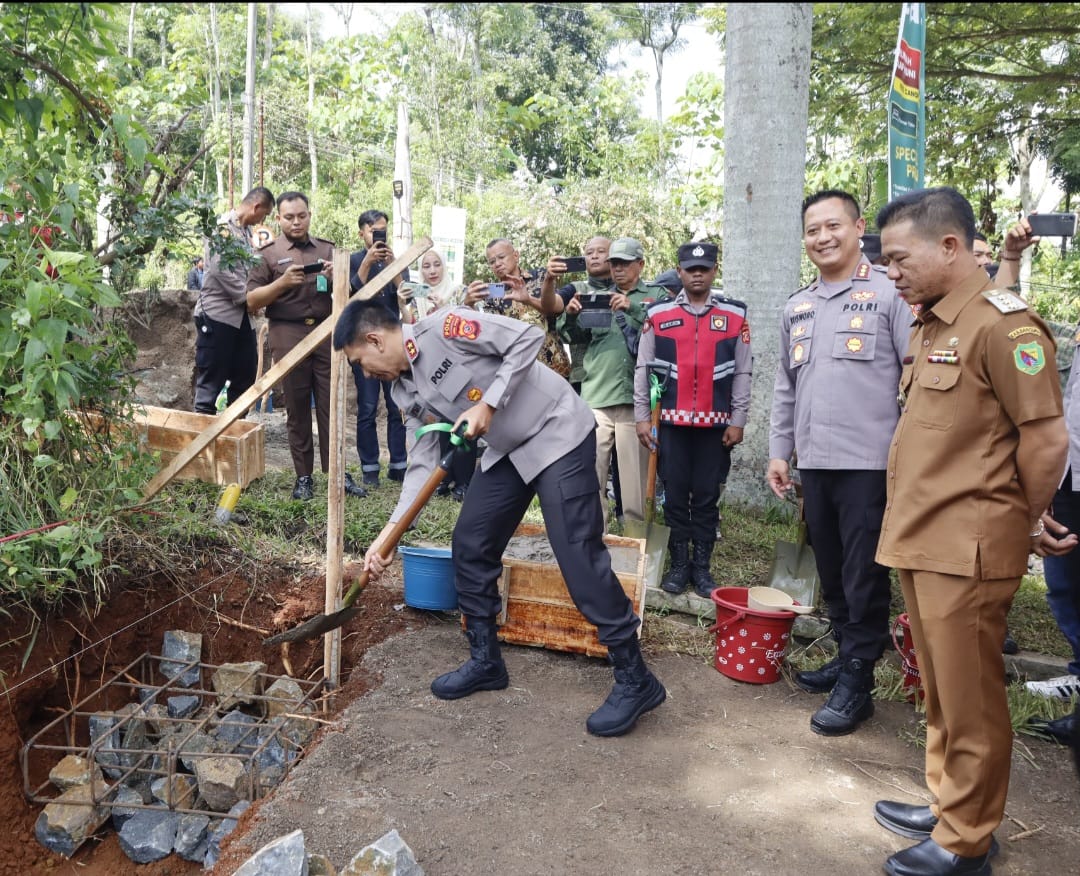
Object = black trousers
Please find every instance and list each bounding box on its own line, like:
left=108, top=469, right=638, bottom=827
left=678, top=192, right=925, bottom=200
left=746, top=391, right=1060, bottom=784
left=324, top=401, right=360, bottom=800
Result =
left=193, top=313, right=257, bottom=414
left=451, top=431, right=640, bottom=646
left=799, top=469, right=892, bottom=661
left=657, top=424, right=730, bottom=545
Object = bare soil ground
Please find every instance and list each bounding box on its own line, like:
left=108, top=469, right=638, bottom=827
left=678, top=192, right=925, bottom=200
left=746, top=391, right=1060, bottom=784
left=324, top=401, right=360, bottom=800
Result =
left=1, top=289, right=1077, bottom=875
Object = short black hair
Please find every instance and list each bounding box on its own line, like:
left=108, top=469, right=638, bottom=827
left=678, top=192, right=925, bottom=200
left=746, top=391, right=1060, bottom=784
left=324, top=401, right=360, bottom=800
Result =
left=243, top=186, right=275, bottom=210
left=358, top=209, right=389, bottom=230
left=802, top=189, right=861, bottom=222
left=333, top=299, right=401, bottom=351
left=876, top=187, right=976, bottom=249
left=974, top=232, right=988, bottom=243
left=276, top=191, right=309, bottom=210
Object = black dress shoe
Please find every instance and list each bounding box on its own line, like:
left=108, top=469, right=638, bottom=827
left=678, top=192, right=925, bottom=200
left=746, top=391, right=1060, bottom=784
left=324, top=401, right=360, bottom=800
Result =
left=343, top=472, right=367, bottom=498
left=362, top=471, right=380, bottom=489
left=435, top=482, right=452, bottom=497
left=884, top=837, right=993, bottom=876
left=1027, top=711, right=1077, bottom=744
left=388, top=468, right=405, bottom=482
left=291, top=475, right=314, bottom=501
left=874, top=801, right=938, bottom=839
left=452, top=484, right=468, bottom=502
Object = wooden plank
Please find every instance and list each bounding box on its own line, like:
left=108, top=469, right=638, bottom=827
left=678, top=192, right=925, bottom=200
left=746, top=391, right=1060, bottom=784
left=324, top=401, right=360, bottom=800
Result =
left=324, top=249, right=349, bottom=691
left=142, top=237, right=433, bottom=499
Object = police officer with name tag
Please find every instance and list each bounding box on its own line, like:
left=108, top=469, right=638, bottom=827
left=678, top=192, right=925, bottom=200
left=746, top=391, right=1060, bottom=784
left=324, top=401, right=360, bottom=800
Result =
left=767, top=189, right=912, bottom=737
left=333, top=299, right=666, bottom=738
left=634, top=241, right=752, bottom=599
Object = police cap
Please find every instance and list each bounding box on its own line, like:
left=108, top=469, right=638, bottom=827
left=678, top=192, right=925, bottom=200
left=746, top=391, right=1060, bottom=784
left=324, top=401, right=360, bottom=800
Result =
left=677, top=241, right=718, bottom=269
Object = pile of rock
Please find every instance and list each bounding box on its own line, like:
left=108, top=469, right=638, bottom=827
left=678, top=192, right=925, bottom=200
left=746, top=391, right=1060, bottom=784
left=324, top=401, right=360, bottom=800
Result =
left=30, top=630, right=321, bottom=867
left=232, top=827, right=424, bottom=876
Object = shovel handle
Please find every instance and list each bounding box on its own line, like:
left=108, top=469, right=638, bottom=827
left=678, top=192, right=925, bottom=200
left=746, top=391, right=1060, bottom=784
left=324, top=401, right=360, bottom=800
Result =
left=644, top=401, right=661, bottom=524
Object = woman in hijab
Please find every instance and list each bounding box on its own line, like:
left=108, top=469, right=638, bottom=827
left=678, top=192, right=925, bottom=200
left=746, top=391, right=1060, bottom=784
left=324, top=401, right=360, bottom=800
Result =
left=399, top=249, right=477, bottom=500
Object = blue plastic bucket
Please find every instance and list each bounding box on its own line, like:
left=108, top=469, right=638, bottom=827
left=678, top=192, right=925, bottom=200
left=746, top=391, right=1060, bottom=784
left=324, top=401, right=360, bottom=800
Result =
left=399, top=546, right=458, bottom=610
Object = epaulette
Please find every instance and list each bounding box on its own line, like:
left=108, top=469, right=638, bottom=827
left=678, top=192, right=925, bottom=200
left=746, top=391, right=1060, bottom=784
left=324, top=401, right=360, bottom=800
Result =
left=982, top=290, right=1028, bottom=314
left=710, top=291, right=747, bottom=311
left=311, top=235, right=335, bottom=246
left=646, top=296, right=678, bottom=312
left=789, top=280, right=815, bottom=299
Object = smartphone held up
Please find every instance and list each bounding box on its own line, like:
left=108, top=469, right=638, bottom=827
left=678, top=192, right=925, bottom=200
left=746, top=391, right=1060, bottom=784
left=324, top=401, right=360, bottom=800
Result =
left=1027, top=212, right=1078, bottom=238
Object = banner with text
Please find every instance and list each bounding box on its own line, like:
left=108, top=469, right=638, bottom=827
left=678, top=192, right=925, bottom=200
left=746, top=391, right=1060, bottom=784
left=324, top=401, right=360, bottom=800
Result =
left=888, top=3, right=926, bottom=199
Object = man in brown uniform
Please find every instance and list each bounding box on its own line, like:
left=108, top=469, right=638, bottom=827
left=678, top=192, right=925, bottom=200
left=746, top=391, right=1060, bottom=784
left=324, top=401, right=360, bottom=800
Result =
left=872, top=187, right=1068, bottom=876
left=247, top=191, right=367, bottom=500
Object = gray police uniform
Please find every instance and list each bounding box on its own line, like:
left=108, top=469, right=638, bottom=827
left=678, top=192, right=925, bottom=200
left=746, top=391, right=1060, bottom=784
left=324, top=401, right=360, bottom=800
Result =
left=767, top=257, right=911, bottom=660
left=388, top=307, right=640, bottom=644
left=193, top=210, right=258, bottom=413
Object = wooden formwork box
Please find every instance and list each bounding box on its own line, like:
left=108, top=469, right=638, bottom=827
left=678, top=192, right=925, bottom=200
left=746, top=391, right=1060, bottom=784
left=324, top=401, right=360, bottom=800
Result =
left=491, top=522, right=648, bottom=658
left=79, top=405, right=265, bottom=488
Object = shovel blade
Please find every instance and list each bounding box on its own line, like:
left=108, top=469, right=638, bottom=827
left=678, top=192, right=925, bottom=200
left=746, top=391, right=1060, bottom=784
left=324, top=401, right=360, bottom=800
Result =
left=767, top=539, right=818, bottom=609
left=623, top=518, right=671, bottom=593
left=263, top=604, right=362, bottom=646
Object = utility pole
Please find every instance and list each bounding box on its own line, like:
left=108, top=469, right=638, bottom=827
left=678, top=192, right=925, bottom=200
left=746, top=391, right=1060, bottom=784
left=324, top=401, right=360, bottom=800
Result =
left=241, top=2, right=257, bottom=196
left=259, top=97, right=265, bottom=184
left=392, top=100, right=413, bottom=255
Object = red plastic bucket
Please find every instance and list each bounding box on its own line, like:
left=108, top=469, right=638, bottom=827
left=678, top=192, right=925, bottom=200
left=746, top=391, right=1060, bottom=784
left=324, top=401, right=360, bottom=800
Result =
left=891, top=613, right=923, bottom=703
left=708, top=587, right=795, bottom=684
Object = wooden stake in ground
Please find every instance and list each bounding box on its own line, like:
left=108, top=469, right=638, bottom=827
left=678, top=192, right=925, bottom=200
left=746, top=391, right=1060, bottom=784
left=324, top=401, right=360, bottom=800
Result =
left=140, top=238, right=432, bottom=500
left=324, top=249, right=350, bottom=692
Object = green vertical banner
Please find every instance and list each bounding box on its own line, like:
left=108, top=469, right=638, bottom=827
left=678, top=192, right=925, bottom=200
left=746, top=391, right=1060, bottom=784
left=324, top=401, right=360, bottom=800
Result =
left=888, top=3, right=926, bottom=199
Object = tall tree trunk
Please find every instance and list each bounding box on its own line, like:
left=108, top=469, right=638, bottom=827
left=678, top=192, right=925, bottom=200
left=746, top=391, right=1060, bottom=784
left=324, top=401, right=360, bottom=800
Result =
left=242, top=3, right=257, bottom=196
left=263, top=3, right=275, bottom=69
left=305, top=4, right=318, bottom=195
left=722, top=3, right=812, bottom=508
left=209, top=4, right=225, bottom=203
left=392, top=100, right=413, bottom=254
left=127, top=3, right=135, bottom=59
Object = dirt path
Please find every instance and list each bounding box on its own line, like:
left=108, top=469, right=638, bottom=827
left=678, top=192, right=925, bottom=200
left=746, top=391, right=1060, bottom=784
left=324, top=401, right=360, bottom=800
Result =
left=218, top=609, right=1080, bottom=875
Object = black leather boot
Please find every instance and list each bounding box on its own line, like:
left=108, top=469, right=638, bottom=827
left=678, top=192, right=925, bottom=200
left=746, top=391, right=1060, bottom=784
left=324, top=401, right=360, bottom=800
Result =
left=661, top=541, right=692, bottom=594
left=690, top=540, right=718, bottom=598
left=810, top=657, right=876, bottom=736
left=795, top=654, right=843, bottom=693
left=586, top=638, right=667, bottom=737
left=430, top=616, right=509, bottom=700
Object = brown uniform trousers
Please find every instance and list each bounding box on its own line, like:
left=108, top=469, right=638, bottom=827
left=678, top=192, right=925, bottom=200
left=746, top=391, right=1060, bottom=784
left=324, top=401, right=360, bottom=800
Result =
left=877, top=270, right=1064, bottom=857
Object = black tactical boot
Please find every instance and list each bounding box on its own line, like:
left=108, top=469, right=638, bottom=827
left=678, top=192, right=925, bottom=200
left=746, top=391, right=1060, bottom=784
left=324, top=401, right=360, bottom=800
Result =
left=431, top=616, right=509, bottom=700
left=795, top=654, right=843, bottom=693
left=586, top=638, right=667, bottom=737
left=660, top=541, right=692, bottom=594
left=690, top=540, right=718, bottom=598
left=810, top=657, right=876, bottom=736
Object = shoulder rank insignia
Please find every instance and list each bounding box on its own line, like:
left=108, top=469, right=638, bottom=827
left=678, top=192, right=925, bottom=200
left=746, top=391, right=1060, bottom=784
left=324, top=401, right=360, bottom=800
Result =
left=405, top=338, right=419, bottom=362
left=855, top=263, right=871, bottom=280
left=443, top=312, right=480, bottom=340
left=1013, top=341, right=1046, bottom=375
left=740, top=322, right=751, bottom=344
left=983, top=291, right=1027, bottom=314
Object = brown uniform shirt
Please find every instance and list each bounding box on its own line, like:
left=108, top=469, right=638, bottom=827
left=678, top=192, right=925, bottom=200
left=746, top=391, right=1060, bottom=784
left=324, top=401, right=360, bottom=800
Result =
left=876, top=268, right=1064, bottom=579
left=246, top=234, right=335, bottom=323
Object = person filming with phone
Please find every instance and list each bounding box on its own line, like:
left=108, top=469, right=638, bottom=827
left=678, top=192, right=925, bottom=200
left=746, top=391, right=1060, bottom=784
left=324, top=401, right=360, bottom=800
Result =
left=246, top=191, right=365, bottom=501
left=350, top=209, right=409, bottom=488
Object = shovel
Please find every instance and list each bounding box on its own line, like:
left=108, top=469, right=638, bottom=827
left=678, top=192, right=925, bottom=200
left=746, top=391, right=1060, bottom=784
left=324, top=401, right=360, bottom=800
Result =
left=623, top=362, right=672, bottom=591
left=766, top=496, right=819, bottom=610
left=264, top=425, right=467, bottom=646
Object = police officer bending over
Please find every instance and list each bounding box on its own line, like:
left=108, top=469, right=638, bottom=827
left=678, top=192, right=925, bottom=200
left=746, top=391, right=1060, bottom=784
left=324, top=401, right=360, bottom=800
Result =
left=333, top=299, right=666, bottom=738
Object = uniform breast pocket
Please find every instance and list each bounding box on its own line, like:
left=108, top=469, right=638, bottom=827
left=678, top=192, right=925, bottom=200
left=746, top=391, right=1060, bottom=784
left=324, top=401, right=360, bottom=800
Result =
left=433, top=366, right=471, bottom=405
left=912, top=366, right=961, bottom=430
left=831, top=330, right=877, bottom=361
